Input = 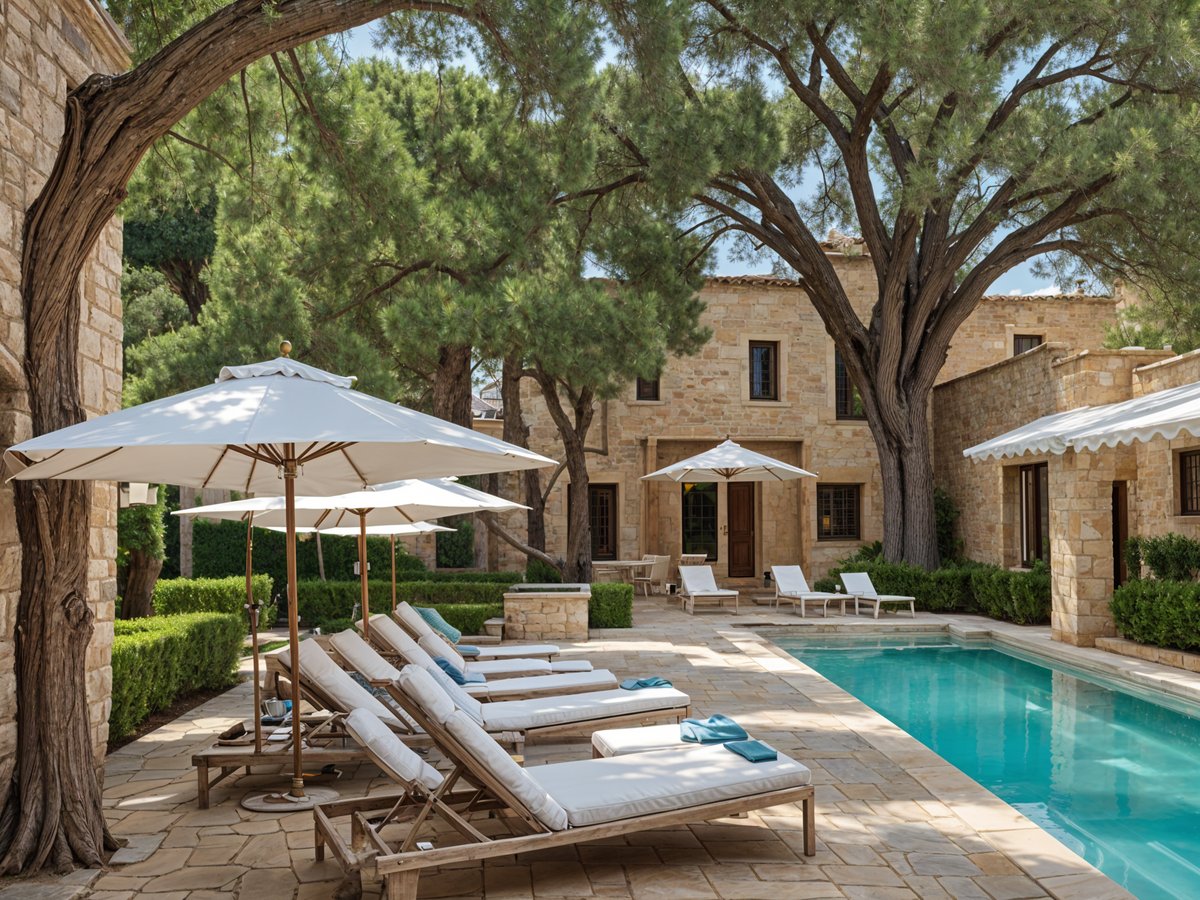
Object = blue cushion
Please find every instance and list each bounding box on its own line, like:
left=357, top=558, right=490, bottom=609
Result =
left=456, top=644, right=480, bottom=657
left=415, top=606, right=462, bottom=643
left=619, top=676, right=672, bottom=690
left=434, top=657, right=486, bottom=685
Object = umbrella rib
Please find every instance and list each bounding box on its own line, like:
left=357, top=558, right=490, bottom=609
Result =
left=201, top=447, right=230, bottom=490
left=340, top=446, right=369, bottom=488
left=46, top=446, right=123, bottom=479
left=242, top=455, right=258, bottom=494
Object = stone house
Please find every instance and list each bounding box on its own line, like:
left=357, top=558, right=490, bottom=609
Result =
left=936, top=343, right=1200, bottom=647
left=0, top=0, right=129, bottom=762
left=472, top=250, right=1118, bottom=593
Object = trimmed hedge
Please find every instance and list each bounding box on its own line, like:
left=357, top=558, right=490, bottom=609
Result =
left=152, top=575, right=275, bottom=629
left=1111, top=579, right=1200, bottom=652
left=109, top=613, right=242, bottom=740
left=589, top=583, right=633, bottom=628
left=1125, top=533, right=1200, bottom=581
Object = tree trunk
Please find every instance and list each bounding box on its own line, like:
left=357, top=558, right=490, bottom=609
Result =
left=120, top=550, right=162, bottom=619
left=563, top=448, right=592, bottom=583
left=431, top=344, right=473, bottom=427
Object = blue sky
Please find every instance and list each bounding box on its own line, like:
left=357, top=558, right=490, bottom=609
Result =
left=342, top=27, right=1051, bottom=296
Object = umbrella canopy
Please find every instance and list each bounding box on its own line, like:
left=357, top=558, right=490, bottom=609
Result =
left=171, top=477, right=526, bottom=528
left=3, top=357, right=555, bottom=491
left=265, top=522, right=453, bottom=536
left=642, top=439, right=816, bottom=482
left=4, top=353, right=554, bottom=802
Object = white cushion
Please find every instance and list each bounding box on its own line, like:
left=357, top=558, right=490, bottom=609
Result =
left=371, top=616, right=439, bottom=668
left=395, top=665, right=456, bottom=726
left=442, top=710, right=568, bottom=831
left=425, top=664, right=485, bottom=725
left=465, top=657, right=552, bottom=677
left=839, top=572, right=877, bottom=597
left=344, top=709, right=442, bottom=792
left=329, top=630, right=399, bottom=683
left=276, top=640, right=405, bottom=729
left=591, top=723, right=686, bottom=758
left=772, top=565, right=811, bottom=594
left=471, top=643, right=560, bottom=660
left=527, top=744, right=812, bottom=827
left=480, top=687, right=690, bottom=732
left=475, top=670, right=618, bottom=701
left=395, top=602, right=433, bottom=638
left=549, top=660, right=593, bottom=673
left=679, top=565, right=721, bottom=594
left=418, top=631, right=466, bottom=670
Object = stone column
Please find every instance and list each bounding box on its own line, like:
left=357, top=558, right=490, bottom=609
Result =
left=1050, top=449, right=1117, bottom=646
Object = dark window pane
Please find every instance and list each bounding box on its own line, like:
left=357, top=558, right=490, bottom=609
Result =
left=681, top=482, right=718, bottom=561
left=636, top=377, right=660, bottom=401
left=1020, top=463, right=1049, bottom=565
left=835, top=351, right=866, bottom=420
left=588, top=485, right=618, bottom=560
left=817, top=484, right=860, bottom=540
left=1181, top=451, right=1200, bottom=516
left=1014, top=334, right=1043, bottom=355
left=749, top=341, right=779, bottom=400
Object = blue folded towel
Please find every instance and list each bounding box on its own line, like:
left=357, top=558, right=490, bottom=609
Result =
left=620, top=676, right=673, bottom=690
left=724, top=740, right=777, bottom=762
left=415, top=606, right=463, bottom=643
left=434, top=657, right=486, bottom=685
left=456, top=644, right=481, bottom=657
left=680, top=714, right=748, bottom=744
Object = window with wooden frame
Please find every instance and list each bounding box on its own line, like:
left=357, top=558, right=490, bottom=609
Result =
left=681, top=482, right=718, bottom=560
left=1013, top=334, right=1043, bottom=355
left=749, top=341, right=779, bottom=400
left=587, top=484, right=618, bottom=560
left=1020, top=463, right=1049, bottom=565
left=635, top=376, right=660, bottom=401
left=835, top=351, right=866, bottom=420
left=1180, top=450, right=1200, bottom=516
left=816, top=484, right=861, bottom=541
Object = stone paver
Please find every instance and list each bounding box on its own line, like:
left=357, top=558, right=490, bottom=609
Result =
left=0, top=601, right=1143, bottom=899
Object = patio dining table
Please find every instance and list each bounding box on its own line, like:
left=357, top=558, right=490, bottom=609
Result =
left=592, top=559, right=654, bottom=583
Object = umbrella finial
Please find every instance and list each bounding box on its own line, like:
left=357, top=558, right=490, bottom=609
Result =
left=280, top=340, right=292, bottom=358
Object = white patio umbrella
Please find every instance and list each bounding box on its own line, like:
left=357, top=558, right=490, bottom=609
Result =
left=641, top=438, right=817, bottom=482
left=4, top=350, right=554, bottom=803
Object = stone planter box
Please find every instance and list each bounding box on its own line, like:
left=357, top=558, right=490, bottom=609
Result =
left=503, top=583, right=590, bottom=642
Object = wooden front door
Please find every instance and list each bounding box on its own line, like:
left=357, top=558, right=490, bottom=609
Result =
left=727, top=482, right=755, bottom=577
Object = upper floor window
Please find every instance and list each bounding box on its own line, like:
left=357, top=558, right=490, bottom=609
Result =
left=817, top=484, right=861, bottom=540
left=1180, top=451, right=1200, bottom=516
left=1014, top=334, right=1043, bottom=355
left=635, top=377, right=660, bottom=402
left=835, top=351, right=866, bottom=420
left=749, top=341, right=779, bottom=400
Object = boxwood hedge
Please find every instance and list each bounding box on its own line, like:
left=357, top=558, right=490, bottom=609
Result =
left=152, top=575, right=275, bottom=629
left=1110, top=579, right=1200, bottom=652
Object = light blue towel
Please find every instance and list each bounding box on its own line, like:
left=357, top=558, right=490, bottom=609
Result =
left=724, top=740, right=777, bottom=763
left=620, top=676, right=673, bottom=690
left=434, top=657, right=486, bottom=685
left=456, top=644, right=481, bottom=657
left=415, top=606, right=462, bottom=643
left=680, top=714, right=748, bottom=744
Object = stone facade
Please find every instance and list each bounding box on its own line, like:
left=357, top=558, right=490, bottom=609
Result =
left=488, top=259, right=1116, bottom=585
left=0, top=0, right=129, bottom=761
left=502, top=585, right=590, bottom=641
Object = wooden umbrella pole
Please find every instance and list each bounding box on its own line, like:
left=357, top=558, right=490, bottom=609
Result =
left=358, top=511, right=370, bottom=638
left=391, top=535, right=397, bottom=613
left=284, top=453, right=305, bottom=797
left=246, top=510, right=262, bottom=753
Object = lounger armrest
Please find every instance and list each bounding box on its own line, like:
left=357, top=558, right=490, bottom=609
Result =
left=877, top=594, right=917, bottom=602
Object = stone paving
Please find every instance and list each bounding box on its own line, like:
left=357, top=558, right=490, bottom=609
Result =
left=7, top=599, right=1143, bottom=899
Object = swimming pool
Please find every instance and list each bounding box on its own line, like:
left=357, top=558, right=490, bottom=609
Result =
left=772, top=633, right=1200, bottom=900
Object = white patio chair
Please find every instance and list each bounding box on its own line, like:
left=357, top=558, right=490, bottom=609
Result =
left=677, top=565, right=739, bottom=615
left=771, top=565, right=849, bottom=617
left=839, top=572, right=917, bottom=618
left=633, top=554, right=671, bottom=596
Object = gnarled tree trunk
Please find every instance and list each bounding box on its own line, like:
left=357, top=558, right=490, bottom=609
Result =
left=431, top=344, right=473, bottom=427
left=120, top=550, right=163, bottom=620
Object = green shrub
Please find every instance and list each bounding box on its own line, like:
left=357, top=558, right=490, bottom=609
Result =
left=934, top=488, right=963, bottom=563
left=968, top=561, right=1051, bottom=625
left=589, top=583, right=633, bottom=628
left=436, top=518, right=476, bottom=568
left=296, top=580, right=512, bottom=630
left=1111, top=579, right=1200, bottom=651
left=153, top=575, right=275, bottom=629
left=1133, top=533, right=1200, bottom=581
left=1124, top=536, right=1144, bottom=582
left=109, top=613, right=242, bottom=740
left=526, top=558, right=563, bottom=584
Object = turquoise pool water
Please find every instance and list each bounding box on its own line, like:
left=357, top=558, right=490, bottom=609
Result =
left=773, top=634, right=1200, bottom=900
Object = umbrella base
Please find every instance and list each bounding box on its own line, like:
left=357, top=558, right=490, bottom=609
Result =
left=241, top=785, right=339, bottom=812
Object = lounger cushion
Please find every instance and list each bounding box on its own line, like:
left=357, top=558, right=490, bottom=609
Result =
left=276, top=641, right=407, bottom=730
left=395, top=602, right=432, bottom=639
left=443, top=709, right=568, bottom=831
left=396, top=665, right=456, bottom=726
left=344, top=709, right=442, bottom=792
left=414, top=606, right=462, bottom=643
left=527, top=744, right=812, bottom=827
left=480, top=687, right=690, bottom=732
left=330, top=630, right=399, bottom=683
left=591, top=723, right=686, bottom=758
left=370, top=616, right=441, bottom=669
left=463, top=657, right=553, bottom=677
left=474, top=670, right=618, bottom=701
left=426, top=665, right=485, bottom=725
left=418, top=631, right=467, bottom=670
left=471, top=643, right=561, bottom=660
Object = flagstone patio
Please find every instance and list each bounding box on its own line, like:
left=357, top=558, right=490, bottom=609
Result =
left=33, top=600, right=1148, bottom=899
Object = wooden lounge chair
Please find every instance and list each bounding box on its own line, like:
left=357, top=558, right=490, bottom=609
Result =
left=387, top=664, right=691, bottom=756
left=314, top=693, right=815, bottom=898
left=840, top=572, right=917, bottom=618
left=771, top=565, right=849, bottom=617
left=341, top=621, right=619, bottom=701
left=394, top=602, right=560, bottom=661
left=633, top=554, right=671, bottom=595
left=678, top=565, right=739, bottom=615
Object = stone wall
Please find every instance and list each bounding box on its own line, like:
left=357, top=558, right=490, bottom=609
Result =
left=0, top=0, right=129, bottom=761
left=502, top=586, right=589, bottom=641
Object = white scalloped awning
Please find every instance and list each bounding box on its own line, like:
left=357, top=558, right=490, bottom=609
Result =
left=964, top=380, right=1200, bottom=461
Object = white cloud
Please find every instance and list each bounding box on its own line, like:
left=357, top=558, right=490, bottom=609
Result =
left=1028, top=284, right=1062, bottom=296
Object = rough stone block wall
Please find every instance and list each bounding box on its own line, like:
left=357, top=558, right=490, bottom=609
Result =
left=502, top=589, right=589, bottom=641
left=0, top=0, right=129, bottom=762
